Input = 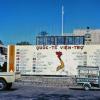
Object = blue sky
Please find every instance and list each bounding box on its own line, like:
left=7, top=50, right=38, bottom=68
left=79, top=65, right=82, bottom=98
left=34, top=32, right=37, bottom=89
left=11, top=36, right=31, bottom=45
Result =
left=0, top=0, right=100, bottom=45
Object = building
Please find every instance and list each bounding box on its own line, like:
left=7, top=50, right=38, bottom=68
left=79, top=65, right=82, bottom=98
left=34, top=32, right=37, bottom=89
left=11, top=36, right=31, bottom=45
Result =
left=0, top=45, right=7, bottom=55
left=73, top=28, right=100, bottom=45
left=36, top=27, right=100, bottom=45
left=36, top=35, right=85, bottom=45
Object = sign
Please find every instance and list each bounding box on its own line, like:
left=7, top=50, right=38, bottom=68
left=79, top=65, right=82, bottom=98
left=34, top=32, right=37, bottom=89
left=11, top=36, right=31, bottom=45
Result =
left=12, top=45, right=100, bottom=75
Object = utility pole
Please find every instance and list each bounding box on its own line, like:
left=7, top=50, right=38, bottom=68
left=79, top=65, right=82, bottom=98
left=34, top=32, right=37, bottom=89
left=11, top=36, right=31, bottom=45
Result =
left=62, top=5, right=64, bottom=36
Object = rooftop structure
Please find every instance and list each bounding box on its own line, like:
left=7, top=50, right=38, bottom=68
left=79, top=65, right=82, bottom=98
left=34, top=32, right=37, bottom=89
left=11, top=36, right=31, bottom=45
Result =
left=36, top=35, right=85, bottom=45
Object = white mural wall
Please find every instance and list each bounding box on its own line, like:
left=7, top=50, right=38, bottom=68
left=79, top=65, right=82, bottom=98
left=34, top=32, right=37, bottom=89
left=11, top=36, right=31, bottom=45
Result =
left=14, top=45, right=100, bottom=75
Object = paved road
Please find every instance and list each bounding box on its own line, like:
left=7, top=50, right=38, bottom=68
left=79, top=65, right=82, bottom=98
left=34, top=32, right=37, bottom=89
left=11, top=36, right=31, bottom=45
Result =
left=0, top=84, right=100, bottom=100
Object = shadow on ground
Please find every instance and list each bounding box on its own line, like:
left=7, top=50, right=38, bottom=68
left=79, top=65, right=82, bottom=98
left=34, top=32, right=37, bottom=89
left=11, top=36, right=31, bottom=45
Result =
left=69, top=87, right=100, bottom=91
left=37, top=94, right=72, bottom=100
left=0, top=88, right=18, bottom=92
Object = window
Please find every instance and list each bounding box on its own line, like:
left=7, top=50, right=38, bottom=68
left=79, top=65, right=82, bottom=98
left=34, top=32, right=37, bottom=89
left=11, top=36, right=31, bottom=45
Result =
left=46, top=36, right=55, bottom=45
left=36, top=37, right=46, bottom=45
left=0, top=62, right=7, bottom=72
left=74, top=37, right=80, bottom=45
left=68, top=37, right=73, bottom=44
left=0, top=47, right=7, bottom=55
left=85, top=34, right=91, bottom=38
left=56, top=36, right=65, bottom=45
left=79, top=37, right=84, bottom=44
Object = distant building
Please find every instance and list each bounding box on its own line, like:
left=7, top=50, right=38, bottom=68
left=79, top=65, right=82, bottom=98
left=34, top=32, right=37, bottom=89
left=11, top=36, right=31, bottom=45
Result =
left=73, top=28, right=100, bottom=45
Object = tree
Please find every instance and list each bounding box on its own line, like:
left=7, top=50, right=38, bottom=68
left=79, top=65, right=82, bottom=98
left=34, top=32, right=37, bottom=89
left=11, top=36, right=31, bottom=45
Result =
left=16, top=41, right=32, bottom=45
left=0, top=40, right=3, bottom=45
left=39, top=31, right=48, bottom=36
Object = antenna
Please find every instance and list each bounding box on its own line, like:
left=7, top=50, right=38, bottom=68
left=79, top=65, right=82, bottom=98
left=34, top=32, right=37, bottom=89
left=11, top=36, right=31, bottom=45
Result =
left=62, top=5, right=64, bottom=36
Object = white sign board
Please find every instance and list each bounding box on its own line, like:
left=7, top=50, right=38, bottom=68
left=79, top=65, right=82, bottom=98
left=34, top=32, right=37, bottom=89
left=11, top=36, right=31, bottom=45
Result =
left=14, top=45, right=100, bottom=75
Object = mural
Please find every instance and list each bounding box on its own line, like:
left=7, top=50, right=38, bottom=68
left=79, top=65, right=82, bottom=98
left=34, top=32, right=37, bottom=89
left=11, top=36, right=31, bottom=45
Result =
left=56, top=52, right=64, bottom=71
left=11, top=45, right=100, bottom=75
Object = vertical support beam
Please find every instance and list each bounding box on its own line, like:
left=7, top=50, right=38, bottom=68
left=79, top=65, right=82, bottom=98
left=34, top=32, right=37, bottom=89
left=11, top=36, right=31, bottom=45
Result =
left=9, top=45, right=15, bottom=72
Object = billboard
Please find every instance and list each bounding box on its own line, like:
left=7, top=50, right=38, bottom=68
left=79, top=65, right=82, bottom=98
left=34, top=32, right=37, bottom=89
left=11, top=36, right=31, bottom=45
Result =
left=12, top=45, right=100, bottom=75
